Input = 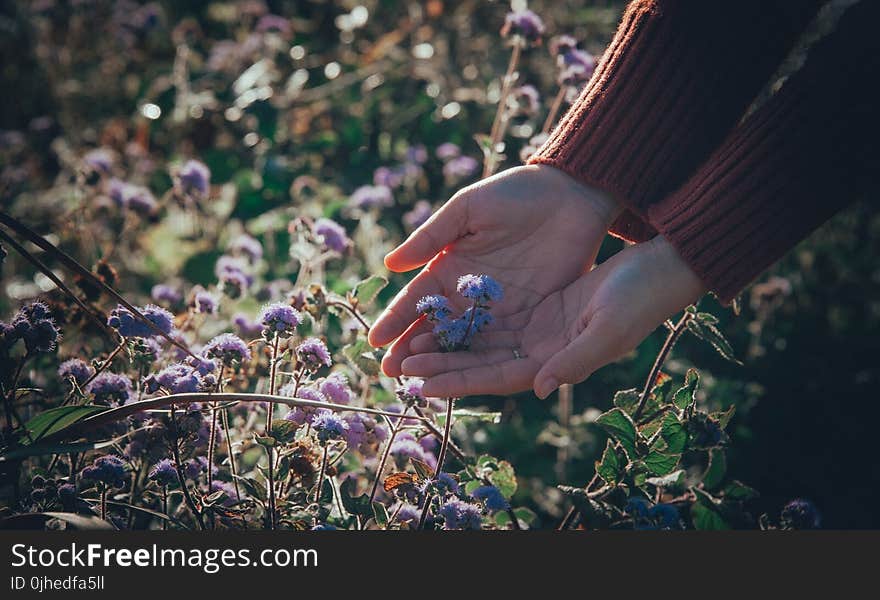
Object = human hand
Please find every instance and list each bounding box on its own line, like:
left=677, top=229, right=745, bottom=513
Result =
left=368, top=164, right=621, bottom=376
left=398, top=234, right=707, bottom=398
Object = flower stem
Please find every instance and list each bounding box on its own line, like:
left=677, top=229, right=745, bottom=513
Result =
left=633, top=312, right=693, bottom=421
left=417, top=397, right=455, bottom=530
left=265, top=337, right=281, bottom=530
left=169, top=403, right=206, bottom=530
left=162, top=485, right=168, bottom=531
left=314, top=445, right=329, bottom=504
left=542, top=86, right=567, bottom=134
left=100, top=486, right=107, bottom=521
left=483, top=42, right=521, bottom=178
left=368, top=407, right=410, bottom=504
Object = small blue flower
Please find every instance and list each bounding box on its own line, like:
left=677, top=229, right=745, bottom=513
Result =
left=403, top=200, right=433, bottom=232
left=203, top=333, right=251, bottom=367
left=396, top=378, right=427, bottom=407
left=312, top=410, right=349, bottom=444
left=462, top=306, right=494, bottom=331
left=781, top=499, right=821, bottom=530
left=107, top=304, right=175, bottom=338
left=432, top=317, right=470, bottom=351
left=457, top=274, right=503, bottom=304
left=177, top=159, right=211, bottom=197
left=151, top=284, right=182, bottom=306
left=500, top=10, right=545, bottom=43
left=647, top=503, right=680, bottom=529
left=435, top=143, right=460, bottom=161
left=313, top=218, right=351, bottom=253
left=58, top=358, right=94, bottom=385
left=296, top=337, right=332, bottom=371
left=193, top=290, right=219, bottom=314
left=258, top=302, right=302, bottom=338
left=437, top=498, right=483, bottom=530
left=416, top=295, right=451, bottom=322
left=81, top=455, right=127, bottom=487
left=227, top=233, right=263, bottom=263
left=319, top=372, right=352, bottom=405
left=86, top=372, right=132, bottom=405
left=349, top=185, right=393, bottom=211
left=471, top=485, right=509, bottom=513
left=282, top=386, right=327, bottom=426
left=12, top=301, right=60, bottom=354
left=148, top=459, right=177, bottom=487
left=442, top=156, right=479, bottom=182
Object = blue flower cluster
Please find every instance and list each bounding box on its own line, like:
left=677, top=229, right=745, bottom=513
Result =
left=311, top=411, right=349, bottom=444
left=258, top=302, right=302, bottom=340
left=108, top=304, right=175, bottom=339
left=148, top=459, right=178, bottom=487
left=437, top=498, right=483, bottom=530
left=295, top=337, right=332, bottom=372
left=202, top=333, right=251, bottom=367
left=81, top=455, right=128, bottom=487
left=58, top=358, right=94, bottom=385
left=416, top=274, right=503, bottom=352
left=3, top=301, right=61, bottom=354
left=86, top=372, right=132, bottom=406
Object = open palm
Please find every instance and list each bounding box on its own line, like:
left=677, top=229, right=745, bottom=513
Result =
left=368, top=165, right=620, bottom=377
left=398, top=236, right=706, bottom=398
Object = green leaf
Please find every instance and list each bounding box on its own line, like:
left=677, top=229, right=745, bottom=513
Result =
left=340, top=477, right=372, bottom=517
left=702, top=448, right=727, bottom=490
left=23, top=405, right=108, bottom=443
left=372, top=502, right=389, bottom=528
left=596, top=440, right=622, bottom=485
left=660, top=412, right=687, bottom=454
left=353, top=275, right=388, bottom=305
left=612, top=388, right=640, bottom=414
left=723, top=480, right=759, bottom=501
left=713, top=405, right=736, bottom=430
left=645, top=451, right=680, bottom=476
left=645, top=469, right=686, bottom=488
left=691, top=501, right=729, bottom=530
left=513, top=507, right=537, bottom=527
left=488, top=461, right=517, bottom=499
left=254, top=435, right=276, bottom=448
left=595, top=408, right=638, bottom=460
left=234, top=475, right=266, bottom=502
left=687, top=320, right=743, bottom=365
left=672, top=368, right=700, bottom=411
left=276, top=455, right=290, bottom=481
left=270, top=420, right=297, bottom=444
left=436, top=409, right=501, bottom=425
left=342, top=340, right=381, bottom=377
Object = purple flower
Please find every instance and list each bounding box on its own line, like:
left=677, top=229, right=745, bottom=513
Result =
left=403, top=200, right=433, bottom=231
left=313, top=218, right=351, bottom=253
left=258, top=302, right=302, bottom=339
left=219, top=268, right=251, bottom=299
left=177, top=159, right=211, bottom=197
left=437, top=498, right=483, bottom=530
left=193, top=290, right=219, bottom=314
left=209, top=480, right=238, bottom=506
left=151, top=284, right=182, bottom=306
left=406, top=144, right=428, bottom=165
left=396, top=378, right=426, bottom=408
left=203, top=333, right=251, bottom=366
left=312, top=410, right=349, bottom=443
left=341, top=412, right=383, bottom=455
left=296, top=337, right=332, bottom=371
left=421, top=472, right=460, bottom=496
left=390, top=432, right=436, bottom=470
left=349, top=185, right=393, bottom=211
left=471, top=485, right=509, bottom=513
left=462, top=306, right=493, bottom=330
left=228, top=234, right=263, bottom=263
left=231, top=313, right=262, bottom=339
left=647, top=503, right=680, bottom=529
left=549, top=35, right=578, bottom=58
left=282, top=386, right=327, bottom=426
left=84, top=148, right=114, bottom=174
left=435, top=143, right=461, bottom=161
left=511, top=85, right=541, bottom=116
left=319, top=372, right=352, bottom=405
left=86, top=372, right=132, bottom=405
left=373, top=166, right=404, bottom=189
left=126, top=186, right=157, bottom=215
left=256, top=14, right=291, bottom=36
left=11, top=301, right=60, bottom=354
left=781, top=499, right=821, bottom=530
left=558, top=62, right=593, bottom=87
left=143, top=362, right=209, bottom=395
left=432, top=317, right=470, bottom=351
left=107, top=304, right=175, bottom=338
left=501, top=10, right=544, bottom=44
left=442, top=155, right=479, bottom=182
left=416, top=295, right=451, bottom=322
left=58, top=358, right=94, bottom=385
left=148, top=459, right=177, bottom=487
left=394, top=503, right=421, bottom=526
left=457, top=274, right=503, bottom=303
left=81, top=455, right=128, bottom=487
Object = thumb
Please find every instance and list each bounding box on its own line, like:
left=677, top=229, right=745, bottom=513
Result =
left=384, top=192, right=469, bottom=272
left=533, top=316, right=620, bottom=399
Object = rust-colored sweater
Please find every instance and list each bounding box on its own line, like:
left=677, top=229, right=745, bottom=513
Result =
left=529, top=0, right=879, bottom=303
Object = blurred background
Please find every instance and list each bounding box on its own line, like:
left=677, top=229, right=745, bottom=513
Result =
left=1, top=0, right=877, bottom=528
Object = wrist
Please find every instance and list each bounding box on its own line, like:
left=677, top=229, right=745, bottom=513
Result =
left=533, top=164, right=623, bottom=229
left=644, top=234, right=708, bottom=304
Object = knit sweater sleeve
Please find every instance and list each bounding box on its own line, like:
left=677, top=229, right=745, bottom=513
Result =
left=527, top=0, right=822, bottom=241
left=648, top=0, right=880, bottom=302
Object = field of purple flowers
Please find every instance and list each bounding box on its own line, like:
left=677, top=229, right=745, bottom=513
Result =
left=2, top=0, right=872, bottom=530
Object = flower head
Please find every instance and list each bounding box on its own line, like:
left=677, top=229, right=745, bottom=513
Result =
left=313, top=218, right=352, bottom=253
left=81, top=455, right=127, bottom=487
left=349, top=185, right=393, bottom=211
left=143, top=362, right=210, bottom=395
left=86, top=372, right=132, bottom=405
left=148, top=459, right=177, bottom=487
left=282, top=386, right=327, bottom=425
left=457, top=274, right=503, bottom=304
left=403, top=200, right=433, bottom=232
left=416, top=295, right=451, bottom=322
left=193, top=290, right=219, bottom=314
left=781, top=499, right=821, bottom=530
left=177, top=159, right=211, bottom=197
left=203, top=333, right=251, bottom=367
left=442, top=155, right=479, bottom=182
left=312, top=410, right=349, bottom=444
left=549, top=35, right=578, bottom=58
left=12, top=301, right=60, bottom=354
left=396, top=378, right=427, bottom=408
left=510, top=85, right=541, bottom=116
left=500, top=10, right=545, bottom=44
left=432, top=317, right=470, bottom=351
left=437, top=498, right=483, bottom=530
left=107, top=304, right=174, bottom=338
left=228, top=234, right=263, bottom=263
left=84, top=148, right=114, bottom=174
left=319, top=372, right=352, bottom=405
left=258, top=302, right=302, bottom=339
left=296, top=337, right=332, bottom=371
left=151, top=284, right=182, bottom=306
left=471, top=485, right=509, bottom=513
left=435, top=143, right=461, bottom=161
left=58, top=358, right=94, bottom=385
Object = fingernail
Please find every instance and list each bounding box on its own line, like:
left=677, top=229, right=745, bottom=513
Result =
left=536, top=377, right=559, bottom=399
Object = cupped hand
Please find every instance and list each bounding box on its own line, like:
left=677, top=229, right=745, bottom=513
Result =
left=368, top=164, right=621, bottom=377
left=398, top=235, right=707, bottom=398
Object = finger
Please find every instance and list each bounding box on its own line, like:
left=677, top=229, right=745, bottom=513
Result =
left=380, top=318, right=432, bottom=378
left=383, top=193, right=469, bottom=272
left=368, top=268, right=442, bottom=348
left=533, top=314, right=622, bottom=399
left=421, top=357, right=539, bottom=397
left=401, top=348, right=517, bottom=378
left=409, top=329, right=523, bottom=354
